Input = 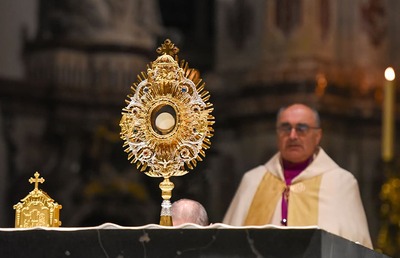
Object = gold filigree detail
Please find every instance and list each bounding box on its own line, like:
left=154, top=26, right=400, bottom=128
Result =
left=120, top=39, right=214, bottom=179
left=156, top=39, right=179, bottom=57
left=120, top=39, right=214, bottom=225
left=13, top=172, right=62, bottom=228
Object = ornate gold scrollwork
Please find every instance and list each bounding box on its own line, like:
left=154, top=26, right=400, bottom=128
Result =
left=120, top=39, right=214, bottom=225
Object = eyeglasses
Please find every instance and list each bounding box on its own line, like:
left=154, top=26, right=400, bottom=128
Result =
left=277, top=123, right=320, bottom=136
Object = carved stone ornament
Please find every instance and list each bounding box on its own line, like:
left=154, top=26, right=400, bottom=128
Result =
left=13, top=172, right=62, bottom=228
left=119, top=39, right=214, bottom=225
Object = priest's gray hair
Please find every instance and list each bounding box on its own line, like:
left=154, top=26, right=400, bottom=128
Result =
left=171, top=198, right=209, bottom=226
left=276, top=104, right=321, bottom=128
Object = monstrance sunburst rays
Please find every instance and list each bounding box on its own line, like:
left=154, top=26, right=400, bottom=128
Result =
left=119, top=39, right=214, bottom=225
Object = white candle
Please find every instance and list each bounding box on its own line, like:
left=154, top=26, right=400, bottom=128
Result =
left=382, top=67, right=396, bottom=162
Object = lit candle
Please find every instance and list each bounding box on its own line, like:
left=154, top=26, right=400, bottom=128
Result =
left=382, top=67, right=396, bottom=162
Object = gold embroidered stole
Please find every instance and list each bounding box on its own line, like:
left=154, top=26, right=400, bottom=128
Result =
left=244, top=172, right=322, bottom=226
left=244, top=173, right=285, bottom=225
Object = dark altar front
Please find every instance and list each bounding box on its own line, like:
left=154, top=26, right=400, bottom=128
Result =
left=0, top=223, right=390, bottom=258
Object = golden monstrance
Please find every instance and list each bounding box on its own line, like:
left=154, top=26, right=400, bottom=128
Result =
left=119, top=39, right=214, bottom=226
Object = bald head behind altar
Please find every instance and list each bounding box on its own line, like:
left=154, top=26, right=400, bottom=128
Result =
left=171, top=198, right=209, bottom=226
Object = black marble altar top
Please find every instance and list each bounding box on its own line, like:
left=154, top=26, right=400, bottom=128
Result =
left=0, top=223, right=390, bottom=258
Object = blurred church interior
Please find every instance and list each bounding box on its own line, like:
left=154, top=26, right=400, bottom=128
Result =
left=0, top=0, right=399, bottom=255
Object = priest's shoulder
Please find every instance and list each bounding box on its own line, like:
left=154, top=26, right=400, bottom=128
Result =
left=241, top=165, right=267, bottom=182
left=325, top=166, right=359, bottom=186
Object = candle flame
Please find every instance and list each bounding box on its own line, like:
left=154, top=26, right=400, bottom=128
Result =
left=384, top=67, right=395, bottom=81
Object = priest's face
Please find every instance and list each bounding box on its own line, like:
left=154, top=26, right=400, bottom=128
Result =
left=276, top=104, right=322, bottom=163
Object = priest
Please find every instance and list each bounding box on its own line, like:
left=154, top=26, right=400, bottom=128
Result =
left=223, top=103, right=373, bottom=249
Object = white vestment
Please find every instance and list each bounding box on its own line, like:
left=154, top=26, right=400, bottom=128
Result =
left=223, top=148, right=373, bottom=249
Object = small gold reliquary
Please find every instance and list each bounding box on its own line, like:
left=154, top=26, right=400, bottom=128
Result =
left=13, top=172, right=62, bottom=228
